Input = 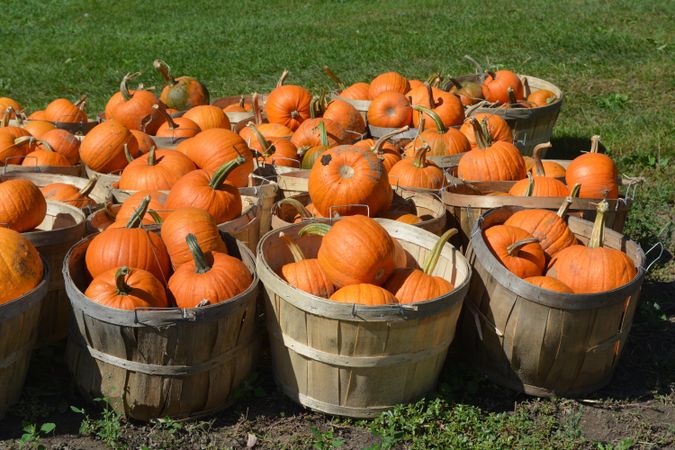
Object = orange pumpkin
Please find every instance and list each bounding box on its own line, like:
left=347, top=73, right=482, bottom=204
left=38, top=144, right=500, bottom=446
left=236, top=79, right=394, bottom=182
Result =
left=104, top=73, right=163, bottom=134
left=182, top=105, right=231, bottom=131
left=459, top=113, right=512, bottom=148
left=279, top=232, right=335, bottom=298
left=246, top=123, right=299, bottom=168
left=79, top=119, right=140, bottom=174
left=118, top=146, right=197, bottom=191
left=40, top=177, right=98, bottom=209
left=330, top=283, right=398, bottom=305
left=482, top=70, right=524, bottom=104
left=130, top=129, right=155, bottom=154
left=154, top=59, right=210, bottom=111
left=0, top=227, right=44, bottom=304
left=509, top=143, right=568, bottom=197
left=40, top=129, right=80, bottom=165
left=407, top=84, right=464, bottom=129
left=264, top=70, right=312, bottom=131
left=527, top=89, right=557, bottom=107
left=565, top=135, right=619, bottom=199
left=523, top=276, right=573, bottom=293
left=367, top=91, right=412, bottom=128
left=22, top=138, right=71, bottom=167
left=161, top=208, right=228, bottom=269
left=113, top=190, right=168, bottom=227
left=291, top=117, right=348, bottom=148
left=153, top=104, right=201, bottom=139
left=84, top=266, right=168, bottom=310
left=484, top=225, right=545, bottom=278
left=0, top=98, right=21, bottom=119
left=368, top=71, right=410, bottom=99
left=407, top=105, right=470, bottom=157
left=354, top=127, right=406, bottom=173
left=388, top=144, right=444, bottom=190
left=44, top=96, right=88, bottom=123
left=0, top=179, right=47, bottom=232
left=322, top=99, right=366, bottom=140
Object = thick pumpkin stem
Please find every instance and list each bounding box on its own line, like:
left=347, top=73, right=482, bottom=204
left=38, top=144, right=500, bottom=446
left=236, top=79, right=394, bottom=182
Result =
left=120, top=72, right=142, bottom=102
left=556, top=183, right=581, bottom=217
left=523, top=173, right=535, bottom=197
left=322, top=66, right=345, bottom=90
left=147, top=210, right=163, bottom=224
left=426, top=72, right=443, bottom=88
left=237, top=95, right=246, bottom=108
left=126, top=195, right=151, bottom=229
left=278, top=198, right=314, bottom=220
left=507, top=87, right=518, bottom=105
left=209, top=157, right=245, bottom=189
left=78, top=176, right=98, bottom=197
left=123, top=143, right=134, bottom=163
left=373, top=126, right=409, bottom=155
left=506, top=237, right=539, bottom=256
left=276, top=69, right=289, bottom=88
left=75, top=95, right=88, bottom=112
left=252, top=93, right=263, bottom=125
left=279, top=232, right=306, bottom=263
left=316, top=120, right=329, bottom=147
left=523, top=77, right=532, bottom=97
left=185, top=233, right=212, bottom=274
left=412, top=105, right=446, bottom=134
left=247, top=122, right=272, bottom=156
left=589, top=200, right=609, bottom=249
left=309, top=97, right=319, bottom=119
left=590, top=135, right=601, bottom=154
left=1, top=108, right=12, bottom=127
left=532, top=142, right=552, bottom=177
left=153, top=59, right=176, bottom=85
left=114, top=267, right=132, bottom=296
left=413, top=144, right=432, bottom=169
left=425, top=83, right=438, bottom=109
left=153, top=103, right=178, bottom=129
left=298, top=222, right=331, bottom=237
left=423, top=228, right=459, bottom=275
left=469, top=118, right=491, bottom=149
left=146, top=146, right=158, bottom=166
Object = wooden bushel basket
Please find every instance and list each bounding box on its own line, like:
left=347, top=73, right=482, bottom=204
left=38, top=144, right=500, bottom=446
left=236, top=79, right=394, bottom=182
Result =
left=458, top=206, right=645, bottom=397
left=256, top=219, right=471, bottom=418
left=64, top=233, right=260, bottom=421
left=0, top=261, right=49, bottom=419
left=84, top=165, right=120, bottom=193
left=23, top=202, right=85, bottom=346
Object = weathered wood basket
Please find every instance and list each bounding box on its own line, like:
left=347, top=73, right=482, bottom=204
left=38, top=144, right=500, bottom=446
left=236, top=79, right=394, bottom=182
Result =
left=64, top=233, right=260, bottom=421
left=441, top=181, right=633, bottom=251
left=458, top=206, right=645, bottom=397
left=256, top=219, right=471, bottom=417
left=84, top=165, right=120, bottom=193
left=23, top=201, right=86, bottom=346
left=3, top=161, right=84, bottom=177
left=277, top=169, right=310, bottom=198
left=0, top=262, right=49, bottom=420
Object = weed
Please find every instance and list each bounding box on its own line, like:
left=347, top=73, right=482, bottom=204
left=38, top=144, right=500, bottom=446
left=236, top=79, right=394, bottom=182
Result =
left=71, top=398, right=124, bottom=449
left=232, top=371, right=267, bottom=401
left=595, top=93, right=630, bottom=110
left=311, top=425, right=345, bottom=450
left=16, top=422, right=55, bottom=450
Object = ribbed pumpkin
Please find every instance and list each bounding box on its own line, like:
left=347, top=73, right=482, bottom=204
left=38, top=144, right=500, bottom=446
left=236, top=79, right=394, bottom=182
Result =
left=484, top=225, right=546, bottom=278
left=85, top=266, right=168, bottom=310
left=340, top=82, right=370, bottom=100
left=0, top=128, right=32, bottom=166
left=308, top=145, right=392, bottom=217
left=239, top=122, right=293, bottom=143
left=528, top=89, right=557, bottom=107
left=22, top=138, right=71, bottom=167
left=322, top=98, right=366, bottom=140
left=482, top=69, right=524, bottom=104
left=407, top=84, right=464, bottom=129
left=0, top=227, right=44, bottom=304
left=407, top=105, right=470, bottom=156
left=104, top=73, right=163, bottom=134
left=565, top=135, right=619, bottom=199
left=457, top=118, right=526, bottom=181
left=367, top=91, right=412, bottom=128
left=291, top=117, right=348, bottom=149
left=161, top=208, right=227, bottom=269
left=153, top=104, right=201, bottom=139
left=182, top=105, right=230, bottom=131
left=40, top=129, right=80, bottom=164
left=166, top=158, right=243, bottom=224
left=246, top=123, right=299, bottom=168
left=264, top=70, right=312, bottom=131
left=154, top=59, right=210, bottom=111
left=509, top=143, right=568, bottom=197
left=330, top=283, right=398, bottom=305
left=523, top=276, right=573, bottom=293
left=0, top=179, right=47, bottom=232
left=279, top=232, right=335, bottom=298
left=44, top=96, right=88, bottom=123
left=388, top=145, right=444, bottom=190
left=80, top=119, right=140, bottom=173
left=0, top=97, right=21, bottom=119
left=459, top=113, right=513, bottom=148
left=130, top=130, right=155, bottom=154
left=547, top=200, right=636, bottom=294
left=384, top=228, right=457, bottom=303
left=167, top=234, right=251, bottom=308
left=113, top=190, right=168, bottom=227
left=118, top=146, right=197, bottom=191
left=41, top=177, right=98, bottom=209
left=299, top=216, right=396, bottom=287
left=300, top=121, right=332, bottom=170
left=86, top=196, right=171, bottom=284
left=368, top=71, right=410, bottom=100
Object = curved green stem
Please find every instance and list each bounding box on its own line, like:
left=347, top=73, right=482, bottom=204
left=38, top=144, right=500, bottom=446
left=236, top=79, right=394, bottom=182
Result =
left=147, top=209, right=163, bottom=225
left=278, top=198, right=314, bottom=220
left=78, top=176, right=98, bottom=197
left=469, top=118, right=490, bottom=149
left=298, top=222, right=331, bottom=237
left=589, top=200, right=608, bottom=248
left=114, top=267, right=132, bottom=295
left=126, top=195, right=151, bottom=228
left=322, top=66, right=345, bottom=90
left=120, top=72, right=142, bottom=101
left=317, top=120, right=329, bottom=147
left=279, top=232, right=306, bottom=263
left=185, top=233, right=211, bottom=273
left=373, top=126, right=409, bottom=155
left=153, top=59, right=176, bottom=85
left=423, top=228, right=458, bottom=275
left=557, top=183, right=581, bottom=217
left=506, top=237, right=539, bottom=256
left=209, top=156, right=245, bottom=189
left=412, top=105, right=446, bottom=134
left=147, top=146, right=157, bottom=166
left=247, top=122, right=271, bottom=156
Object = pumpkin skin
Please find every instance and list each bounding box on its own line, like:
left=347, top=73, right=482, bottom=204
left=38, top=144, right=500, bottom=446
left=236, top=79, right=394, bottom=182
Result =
left=354, top=127, right=406, bottom=173
left=291, top=117, right=348, bottom=148
left=330, top=283, right=397, bottom=305
left=484, top=225, right=546, bottom=278
left=482, top=70, right=524, bottom=104
left=308, top=145, right=393, bottom=218
left=367, top=92, right=413, bottom=128
left=84, top=266, right=168, bottom=310
left=113, top=190, right=168, bottom=227
left=509, top=173, right=569, bottom=197
left=79, top=119, right=140, bottom=173
left=565, top=135, right=619, bottom=199
left=154, top=106, right=201, bottom=139
left=40, top=178, right=97, bottom=209
left=265, top=83, right=312, bottom=131
left=182, top=105, right=230, bottom=131
left=532, top=161, right=566, bottom=178
left=22, top=143, right=71, bottom=167
left=0, top=179, right=47, bottom=232
left=459, top=113, right=513, bottom=148
left=161, top=208, right=227, bottom=269
left=130, top=130, right=155, bottom=154
left=0, top=227, right=44, bottom=304
left=279, top=232, right=335, bottom=298
left=245, top=123, right=299, bottom=167
left=322, top=99, right=367, bottom=140
left=388, top=145, right=444, bottom=190
left=44, top=98, right=87, bottom=123
left=0, top=98, right=21, bottom=119
left=154, top=59, right=210, bottom=111
left=339, top=82, right=370, bottom=100
left=239, top=122, right=294, bottom=143
left=40, top=129, right=80, bottom=164
left=368, top=71, right=410, bottom=100
left=22, top=120, right=56, bottom=138
left=0, top=129, right=32, bottom=166
left=527, top=89, right=557, bottom=107
left=105, top=74, right=163, bottom=134
left=407, top=105, right=470, bottom=157
left=504, top=209, right=577, bottom=260
left=407, top=85, right=464, bottom=129
left=167, top=236, right=251, bottom=308
left=523, top=276, right=573, bottom=293
left=118, top=147, right=197, bottom=191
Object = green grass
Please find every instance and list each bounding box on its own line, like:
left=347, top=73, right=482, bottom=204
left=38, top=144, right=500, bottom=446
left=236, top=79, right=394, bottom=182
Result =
left=1, top=0, right=674, bottom=448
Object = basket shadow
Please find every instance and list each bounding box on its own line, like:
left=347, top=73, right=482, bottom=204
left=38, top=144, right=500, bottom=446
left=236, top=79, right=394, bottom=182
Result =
left=547, top=136, right=608, bottom=160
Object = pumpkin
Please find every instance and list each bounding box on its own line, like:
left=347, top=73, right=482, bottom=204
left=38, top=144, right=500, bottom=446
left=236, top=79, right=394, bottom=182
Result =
left=322, top=98, right=366, bottom=140
left=457, top=118, right=526, bottom=181
left=388, top=144, right=444, bottom=190
left=547, top=200, right=636, bottom=293
left=85, top=195, right=171, bottom=284
left=368, top=71, right=410, bottom=99
left=239, top=121, right=293, bottom=143
left=0, top=130, right=33, bottom=166
left=508, top=144, right=568, bottom=197
left=22, top=119, right=55, bottom=138
left=41, top=177, right=98, bottom=209
left=299, top=120, right=333, bottom=170
left=482, top=69, right=524, bottom=104
left=499, top=87, right=535, bottom=109
left=84, top=266, right=168, bottom=310
left=79, top=119, right=140, bottom=173
left=22, top=138, right=71, bottom=167
left=0, top=98, right=21, bottom=119
left=407, top=105, right=470, bottom=157
left=565, top=135, right=619, bottom=199
left=161, top=208, right=227, bottom=269
left=182, top=105, right=230, bottom=131
left=445, top=78, right=483, bottom=106
left=484, top=224, right=546, bottom=278
left=153, top=104, right=201, bottom=139
left=279, top=232, right=335, bottom=298
left=113, top=190, right=168, bottom=227
left=322, top=66, right=368, bottom=100
left=130, top=129, right=155, bottom=154
left=44, top=96, right=88, bottom=123
left=459, top=113, right=512, bottom=148
left=367, top=91, right=412, bottom=128
left=291, top=117, right=348, bottom=149
left=407, top=83, right=464, bottom=129
left=246, top=123, right=299, bottom=167
left=118, top=146, right=197, bottom=191
left=275, top=197, right=320, bottom=224
left=0, top=179, right=47, bottom=232
left=40, top=129, right=80, bottom=165
left=308, top=145, right=393, bottom=218
left=154, top=59, right=210, bottom=111
left=167, top=234, right=251, bottom=308
left=354, top=127, right=407, bottom=173
left=0, top=227, right=44, bottom=304
left=264, top=70, right=312, bottom=131
left=104, top=73, right=163, bottom=134
left=384, top=228, right=458, bottom=303
left=299, top=216, right=396, bottom=287
left=166, top=157, right=244, bottom=223
left=523, top=276, right=573, bottom=293
left=527, top=89, right=557, bottom=107
left=330, top=283, right=397, bottom=305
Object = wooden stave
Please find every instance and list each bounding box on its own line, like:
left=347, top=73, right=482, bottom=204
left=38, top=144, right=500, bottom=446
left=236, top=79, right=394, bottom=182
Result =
left=3, top=163, right=84, bottom=177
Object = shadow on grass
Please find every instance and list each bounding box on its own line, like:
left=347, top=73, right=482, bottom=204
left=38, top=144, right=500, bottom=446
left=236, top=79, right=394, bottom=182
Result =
left=547, top=136, right=608, bottom=159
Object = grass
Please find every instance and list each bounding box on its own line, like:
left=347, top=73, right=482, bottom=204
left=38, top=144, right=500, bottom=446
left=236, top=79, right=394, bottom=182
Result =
left=1, top=0, right=674, bottom=448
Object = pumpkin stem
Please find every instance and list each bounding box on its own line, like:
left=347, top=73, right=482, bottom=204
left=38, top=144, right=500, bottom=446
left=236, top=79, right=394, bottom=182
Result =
left=588, top=200, right=608, bottom=249
left=126, top=195, right=151, bottom=228
left=443, top=77, right=463, bottom=91
left=373, top=126, right=409, bottom=155
left=153, top=103, right=178, bottom=129
left=479, top=118, right=493, bottom=146
left=507, top=87, right=518, bottom=105
left=506, top=237, right=539, bottom=256
left=298, top=222, right=331, bottom=237
left=120, top=72, right=142, bottom=102
left=184, top=233, right=212, bottom=274
left=14, top=135, right=40, bottom=149
left=556, top=183, right=581, bottom=217
left=276, top=69, right=289, bottom=88
left=464, top=55, right=484, bottom=75
left=147, top=209, right=163, bottom=224
left=412, top=105, right=446, bottom=134
left=413, top=144, right=432, bottom=169
left=523, top=77, right=532, bottom=97
left=279, top=232, right=306, bottom=263
left=209, top=157, right=246, bottom=189
left=153, top=59, right=176, bottom=85
left=532, top=142, right=552, bottom=177
left=252, top=92, right=263, bottom=125
left=1, top=108, right=12, bottom=127
left=147, top=146, right=157, bottom=166
left=426, top=72, right=443, bottom=88
left=322, top=66, right=345, bottom=90
left=309, top=97, right=319, bottom=119
left=75, top=95, right=88, bottom=112
left=237, top=95, right=246, bottom=109
left=523, top=173, right=535, bottom=197
left=123, top=143, right=134, bottom=163
left=424, top=83, right=438, bottom=109
left=78, top=176, right=98, bottom=197
left=103, top=201, right=118, bottom=220
left=423, top=228, right=459, bottom=275
left=590, top=135, right=601, bottom=154
left=316, top=120, right=329, bottom=147
left=114, top=267, right=132, bottom=296
left=246, top=122, right=272, bottom=156
left=469, top=118, right=490, bottom=149
left=278, top=198, right=314, bottom=220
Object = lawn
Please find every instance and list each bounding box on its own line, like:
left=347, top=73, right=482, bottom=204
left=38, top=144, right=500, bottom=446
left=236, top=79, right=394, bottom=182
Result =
left=1, top=0, right=673, bottom=448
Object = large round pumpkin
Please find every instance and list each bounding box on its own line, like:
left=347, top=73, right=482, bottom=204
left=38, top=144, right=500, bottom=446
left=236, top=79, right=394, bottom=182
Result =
left=279, top=232, right=335, bottom=298
left=160, top=208, right=228, bottom=269
left=0, top=179, right=47, bottom=232
left=484, top=224, right=545, bottom=278
left=79, top=119, right=140, bottom=174
left=84, top=266, right=168, bottom=310
left=565, top=135, right=619, bottom=199
left=0, top=227, right=44, bottom=304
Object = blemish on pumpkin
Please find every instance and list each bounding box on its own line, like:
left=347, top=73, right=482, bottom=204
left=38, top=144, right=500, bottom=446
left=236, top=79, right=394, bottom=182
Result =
left=339, top=165, right=355, bottom=179
left=321, top=154, right=332, bottom=166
